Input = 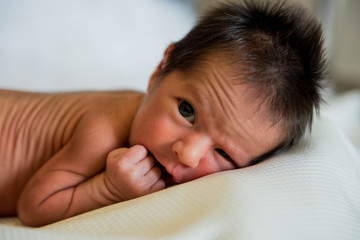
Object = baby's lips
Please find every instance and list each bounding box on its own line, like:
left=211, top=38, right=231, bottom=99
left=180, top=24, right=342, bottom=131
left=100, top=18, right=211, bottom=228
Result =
left=162, top=172, right=175, bottom=186
left=154, top=159, right=175, bottom=187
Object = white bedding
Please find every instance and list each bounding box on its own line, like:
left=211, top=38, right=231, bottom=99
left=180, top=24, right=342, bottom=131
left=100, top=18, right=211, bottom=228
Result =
left=1, top=116, right=360, bottom=240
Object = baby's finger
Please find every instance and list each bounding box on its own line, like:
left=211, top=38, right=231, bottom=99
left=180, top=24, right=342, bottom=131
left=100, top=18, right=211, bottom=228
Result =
left=107, top=147, right=128, bottom=160
left=150, top=179, right=166, bottom=193
left=136, top=156, right=156, bottom=176
left=121, top=145, right=148, bottom=165
left=144, top=166, right=163, bottom=186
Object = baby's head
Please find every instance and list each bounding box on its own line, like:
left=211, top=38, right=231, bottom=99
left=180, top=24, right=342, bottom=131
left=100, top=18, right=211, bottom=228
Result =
left=130, top=0, right=326, bottom=184
left=159, top=0, right=326, bottom=151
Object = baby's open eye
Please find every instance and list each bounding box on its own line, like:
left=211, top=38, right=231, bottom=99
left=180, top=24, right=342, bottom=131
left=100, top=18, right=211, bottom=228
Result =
left=178, top=100, right=196, bottom=123
left=215, top=148, right=232, bottom=161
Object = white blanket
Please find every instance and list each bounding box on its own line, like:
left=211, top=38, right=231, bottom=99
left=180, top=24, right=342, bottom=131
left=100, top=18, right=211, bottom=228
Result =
left=1, top=117, right=360, bottom=240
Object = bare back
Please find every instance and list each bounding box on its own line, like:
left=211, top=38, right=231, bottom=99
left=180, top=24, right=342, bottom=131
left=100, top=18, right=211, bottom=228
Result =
left=0, top=89, right=143, bottom=216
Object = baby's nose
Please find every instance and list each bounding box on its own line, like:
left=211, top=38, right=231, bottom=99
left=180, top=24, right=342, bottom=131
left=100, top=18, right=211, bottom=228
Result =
left=172, top=133, right=212, bottom=168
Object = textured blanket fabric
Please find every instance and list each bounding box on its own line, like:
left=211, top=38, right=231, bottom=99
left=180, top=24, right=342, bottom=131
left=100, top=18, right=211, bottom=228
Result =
left=1, top=117, right=360, bottom=240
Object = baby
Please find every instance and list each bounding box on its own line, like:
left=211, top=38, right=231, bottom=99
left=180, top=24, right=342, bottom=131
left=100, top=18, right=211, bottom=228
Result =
left=0, top=0, right=326, bottom=226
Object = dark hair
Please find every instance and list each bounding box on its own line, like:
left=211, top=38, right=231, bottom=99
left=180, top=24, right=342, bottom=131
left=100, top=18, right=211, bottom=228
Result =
left=160, top=0, right=327, bottom=150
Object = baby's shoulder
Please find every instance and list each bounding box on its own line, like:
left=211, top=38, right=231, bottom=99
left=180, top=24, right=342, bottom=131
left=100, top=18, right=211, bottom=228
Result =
left=71, top=91, right=144, bottom=148
left=80, top=91, right=143, bottom=130
left=88, top=90, right=143, bottom=113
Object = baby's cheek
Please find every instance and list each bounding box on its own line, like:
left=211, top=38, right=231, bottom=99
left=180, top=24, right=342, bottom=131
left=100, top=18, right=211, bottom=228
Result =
left=196, top=161, right=225, bottom=177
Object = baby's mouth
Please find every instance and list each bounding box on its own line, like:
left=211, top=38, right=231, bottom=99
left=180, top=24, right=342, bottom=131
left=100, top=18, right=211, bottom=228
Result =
left=154, top=158, right=175, bottom=186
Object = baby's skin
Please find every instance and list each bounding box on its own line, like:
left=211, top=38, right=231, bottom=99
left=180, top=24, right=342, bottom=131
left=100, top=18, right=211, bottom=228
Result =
left=0, top=90, right=154, bottom=222
left=0, top=48, right=284, bottom=226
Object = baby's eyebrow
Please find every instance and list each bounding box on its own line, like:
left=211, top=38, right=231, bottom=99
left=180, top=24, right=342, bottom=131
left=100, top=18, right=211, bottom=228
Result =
left=184, top=84, right=204, bottom=105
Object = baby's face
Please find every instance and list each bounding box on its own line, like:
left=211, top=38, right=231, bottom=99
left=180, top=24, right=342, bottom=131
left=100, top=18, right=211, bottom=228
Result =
left=130, top=61, right=284, bottom=185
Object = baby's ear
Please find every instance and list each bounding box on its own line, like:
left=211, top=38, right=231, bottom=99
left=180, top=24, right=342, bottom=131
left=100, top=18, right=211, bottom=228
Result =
left=147, top=44, right=175, bottom=91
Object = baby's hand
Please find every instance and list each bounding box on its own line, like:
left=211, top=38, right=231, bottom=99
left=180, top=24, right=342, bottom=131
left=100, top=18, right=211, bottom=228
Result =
left=104, top=145, right=165, bottom=202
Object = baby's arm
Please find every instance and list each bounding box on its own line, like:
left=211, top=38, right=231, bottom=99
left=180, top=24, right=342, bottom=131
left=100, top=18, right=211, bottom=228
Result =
left=18, top=120, right=165, bottom=227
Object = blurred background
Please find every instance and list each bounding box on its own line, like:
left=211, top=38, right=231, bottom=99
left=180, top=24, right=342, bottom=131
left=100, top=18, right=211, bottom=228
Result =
left=0, top=0, right=359, bottom=150
left=0, top=0, right=195, bottom=91
left=1, top=0, right=359, bottom=93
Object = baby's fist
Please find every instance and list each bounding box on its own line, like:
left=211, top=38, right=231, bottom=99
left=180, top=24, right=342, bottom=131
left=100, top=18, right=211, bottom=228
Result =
left=104, top=145, right=165, bottom=202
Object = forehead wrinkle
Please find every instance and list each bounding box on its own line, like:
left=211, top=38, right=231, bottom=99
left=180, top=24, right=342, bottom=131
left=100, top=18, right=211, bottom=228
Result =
left=205, top=75, right=275, bottom=161
left=193, top=61, right=258, bottom=159
left=188, top=58, right=280, bottom=161
left=201, top=62, right=240, bottom=127
left=204, top=63, right=254, bottom=143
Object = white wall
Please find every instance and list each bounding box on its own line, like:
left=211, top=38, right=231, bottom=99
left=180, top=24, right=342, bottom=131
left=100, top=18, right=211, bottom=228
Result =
left=0, top=0, right=196, bottom=92
left=330, top=0, right=360, bottom=90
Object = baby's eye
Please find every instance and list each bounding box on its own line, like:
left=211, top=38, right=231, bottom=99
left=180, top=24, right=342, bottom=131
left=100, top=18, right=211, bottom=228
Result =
left=178, top=100, right=196, bottom=123
left=215, top=148, right=232, bottom=161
